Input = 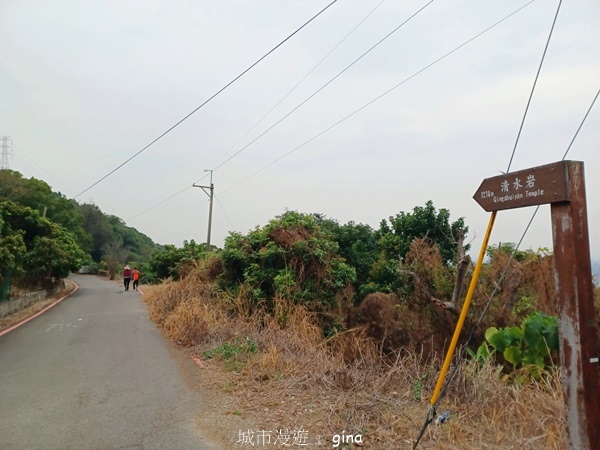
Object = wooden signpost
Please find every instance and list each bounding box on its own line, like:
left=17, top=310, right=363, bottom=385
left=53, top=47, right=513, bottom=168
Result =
left=474, top=160, right=600, bottom=450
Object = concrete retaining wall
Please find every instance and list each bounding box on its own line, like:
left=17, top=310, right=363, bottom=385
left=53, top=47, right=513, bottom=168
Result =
left=0, top=281, right=65, bottom=319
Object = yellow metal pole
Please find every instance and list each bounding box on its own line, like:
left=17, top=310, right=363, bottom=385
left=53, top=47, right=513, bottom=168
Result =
left=430, top=211, right=497, bottom=406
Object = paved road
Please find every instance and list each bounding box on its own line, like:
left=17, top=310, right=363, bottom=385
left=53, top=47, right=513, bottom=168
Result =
left=0, top=275, right=212, bottom=450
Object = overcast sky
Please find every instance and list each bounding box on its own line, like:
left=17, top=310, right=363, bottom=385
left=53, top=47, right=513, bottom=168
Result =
left=2, top=0, right=599, bottom=261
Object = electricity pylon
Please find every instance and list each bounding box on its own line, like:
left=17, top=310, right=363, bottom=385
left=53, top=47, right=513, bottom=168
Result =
left=1, top=136, right=13, bottom=170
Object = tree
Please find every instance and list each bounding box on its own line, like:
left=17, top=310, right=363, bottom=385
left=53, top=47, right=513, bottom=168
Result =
left=106, top=215, right=156, bottom=263
left=358, top=201, right=470, bottom=297
left=0, top=222, right=27, bottom=300
left=219, top=211, right=356, bottom=311
left=102, top=238, right=129, bottom=280
left=314, top=215, right=378, bottom=301
left=0, top=201, right=85, bottom=289
left=0, top=170, right=91, bottom=252
left=377, top=200, right=469, bottom=265
left=0, top=170, right=162, bottom=267
left=78, top=203, right=113, bottom=262
left=486, top=242, right=530, bottom=263
left=146, top=240, right=206, bottom=282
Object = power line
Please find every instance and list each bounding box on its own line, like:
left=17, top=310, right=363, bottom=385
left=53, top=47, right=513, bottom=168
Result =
left=128, top=184, right=192, bottom=221
left=421, top=47, right=597, bottom=450
left=141, top=196, right=208, bottom=228
left=73, top=0, right=340, bottom=200
left=214, top=194, right=235, bottom=231
left=426, top=0, right=567, bottom=407
left=506, top=0, right=562, bottom=173
left=414, top=1, right=562, bottom=445
left=125, top=0, right=385, bottom=221
left=221, top=0, right=537, bottom=196
left=212, top=0, right=435, bottom=173
left=446, top=0, right=565, bottom=369
left=126, top=182, right=193, bottom=221
left=562, top=87, right=599, bottom=160
left=207, top=0, right=388, bottom=170
left=12, top=150, right=72, bottom=196
left=428, top=81, right=599, bottom=421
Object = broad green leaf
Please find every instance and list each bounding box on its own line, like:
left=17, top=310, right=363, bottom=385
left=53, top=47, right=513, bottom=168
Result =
left=488, top=327, right=522, bottom=353
left=487, top=330, right=509, bottom=353
left=507, top=326, right=524, bottom=342
left=477, top=342, right=491, bottom=360
left=485, top=327, right=499, bottom=343
left=504, top=346, right=522, bottom=366
left=522, top=348, right=546, bottom=369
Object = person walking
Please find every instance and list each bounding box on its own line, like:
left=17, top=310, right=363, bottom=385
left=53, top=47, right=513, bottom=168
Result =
left=123, top=265, right=132, bottom=291
left=132, top=267, right=140, bottom=291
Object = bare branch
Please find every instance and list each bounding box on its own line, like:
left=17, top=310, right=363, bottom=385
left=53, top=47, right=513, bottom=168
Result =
left=399, top=268, right=459, bottom=316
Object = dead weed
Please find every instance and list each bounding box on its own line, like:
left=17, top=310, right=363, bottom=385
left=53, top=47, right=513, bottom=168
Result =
left=143, top=269, right=566, bottom=449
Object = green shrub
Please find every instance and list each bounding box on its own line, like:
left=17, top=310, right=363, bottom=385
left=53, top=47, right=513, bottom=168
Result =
left=477, top=311, right=558, bottom=380
left=202, top=337, right=258, bottom=372
left=218, top=211, right=356, bottom=312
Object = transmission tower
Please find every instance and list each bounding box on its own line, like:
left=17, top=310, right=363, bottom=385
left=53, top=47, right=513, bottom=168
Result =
left=1, top=136, right=13, bottom=170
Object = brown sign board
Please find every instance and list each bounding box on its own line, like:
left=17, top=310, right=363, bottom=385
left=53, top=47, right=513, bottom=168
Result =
left=473, top=160, right=571, bottom=212
left=470, top=159, right=600, bottom=448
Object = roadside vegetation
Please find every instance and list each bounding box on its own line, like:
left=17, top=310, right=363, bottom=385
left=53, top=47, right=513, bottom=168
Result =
left=143, top=207, right=596, bottom=448
left=3, top=167, right=597, bottom=447
left=0, top=170, right=161, bottom=298
left=0, top=201, right=84, bottom=298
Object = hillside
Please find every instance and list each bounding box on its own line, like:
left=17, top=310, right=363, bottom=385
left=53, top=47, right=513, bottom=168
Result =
left=0, top=170, right=161, bottom=290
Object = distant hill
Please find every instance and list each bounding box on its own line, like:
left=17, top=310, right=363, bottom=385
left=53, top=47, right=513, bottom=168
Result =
left=0, top=170, right=161, bottom=265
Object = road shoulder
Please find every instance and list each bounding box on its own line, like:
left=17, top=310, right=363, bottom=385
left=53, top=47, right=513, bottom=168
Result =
left=0, top=279, right=78, bottom=336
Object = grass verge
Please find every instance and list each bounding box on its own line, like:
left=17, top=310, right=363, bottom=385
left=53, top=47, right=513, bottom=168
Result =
left=143, top=273, right=566, bottom=449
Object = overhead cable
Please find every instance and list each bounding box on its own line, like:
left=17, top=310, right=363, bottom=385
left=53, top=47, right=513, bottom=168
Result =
left=506, top=0, right=563, bottom=172
left=207, top=0, right=388, bottom=171
left=73, top=0, right=339, bottom=199
left=562, top=87, right=599, bottom=160
left=221, top=0, right=537, bottom=196
left=128, top=184, right=192, bottom=221
left=414, top=3, right=588, bottom=446
left=126, top=0, right=386, bottom=221
left=212, top=0, right=435, bottom=173
left=214, top=194, right=235, bottom=230
left=424, top=84, right=599, bottom=434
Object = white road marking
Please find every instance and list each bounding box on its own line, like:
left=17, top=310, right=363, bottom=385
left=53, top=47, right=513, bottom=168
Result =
left=45, top=323, right=75, bottom=332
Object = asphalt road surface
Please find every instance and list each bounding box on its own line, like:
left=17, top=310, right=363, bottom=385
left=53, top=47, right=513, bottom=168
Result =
left=0, top=275, right=212, bottom=450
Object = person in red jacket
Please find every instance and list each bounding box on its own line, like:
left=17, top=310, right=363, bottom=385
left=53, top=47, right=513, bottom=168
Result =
left=132, top=268, right=140, bottom=291
left=123, top=265, right=132, bottom=291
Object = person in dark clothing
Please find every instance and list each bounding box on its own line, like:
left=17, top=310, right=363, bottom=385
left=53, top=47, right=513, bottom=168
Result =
left=123, top=265, right=132, bottom=291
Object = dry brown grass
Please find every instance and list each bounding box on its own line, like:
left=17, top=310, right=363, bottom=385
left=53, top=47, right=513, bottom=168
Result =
left=144, top=267, right=567, bottom=449
left=472, top=252, right=558, bottom=330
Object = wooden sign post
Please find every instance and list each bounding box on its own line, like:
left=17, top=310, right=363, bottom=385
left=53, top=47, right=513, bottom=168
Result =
left=474, top=160, right=600, bottom=450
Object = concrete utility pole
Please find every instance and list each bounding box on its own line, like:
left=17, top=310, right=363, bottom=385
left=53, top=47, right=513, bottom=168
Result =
left=1, top=136, right=13, bottom=170
left=193, top=170, right=214, bottom=252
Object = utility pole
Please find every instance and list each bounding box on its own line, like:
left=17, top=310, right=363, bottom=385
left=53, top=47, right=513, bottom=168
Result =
left=193, top=170, right=214, bottom=252
left=1, top=136, right=13, bottom=170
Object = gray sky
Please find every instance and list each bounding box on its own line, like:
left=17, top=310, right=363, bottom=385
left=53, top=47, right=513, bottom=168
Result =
left=2, top=0, right=599, bottom=261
